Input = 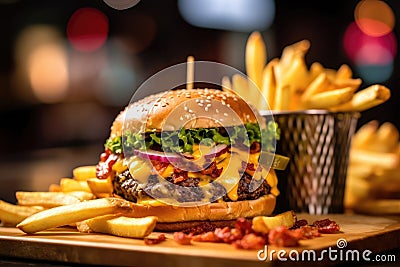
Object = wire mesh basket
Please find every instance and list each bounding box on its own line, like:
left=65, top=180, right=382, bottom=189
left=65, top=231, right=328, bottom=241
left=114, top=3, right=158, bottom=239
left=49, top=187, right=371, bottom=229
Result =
left=263, top=110, right=360, bottom=214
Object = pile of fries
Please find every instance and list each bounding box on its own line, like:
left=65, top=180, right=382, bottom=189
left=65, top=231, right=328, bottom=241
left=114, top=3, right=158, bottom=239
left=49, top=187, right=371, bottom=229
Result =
left=223, top=31, right=391, bottom=111
left=0, top=166, right=158, bottom=238
left=345, top=121, right=400, bottom=214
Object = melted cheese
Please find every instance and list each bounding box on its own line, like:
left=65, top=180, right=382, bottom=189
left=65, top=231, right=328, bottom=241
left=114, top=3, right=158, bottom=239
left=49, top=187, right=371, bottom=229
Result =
left=112, top=159, right=128, bottom=173
left=125, top=156, right=152, bottom=184
left=161, top=164, right=174, bottom=178
left=137, top=198, right=167, bottom=206
left=227, top=182, right=239, bottom=201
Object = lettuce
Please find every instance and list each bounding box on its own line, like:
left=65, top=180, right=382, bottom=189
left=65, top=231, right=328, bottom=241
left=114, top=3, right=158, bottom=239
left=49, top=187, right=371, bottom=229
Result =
left=105, top=121, right=280, bottom=155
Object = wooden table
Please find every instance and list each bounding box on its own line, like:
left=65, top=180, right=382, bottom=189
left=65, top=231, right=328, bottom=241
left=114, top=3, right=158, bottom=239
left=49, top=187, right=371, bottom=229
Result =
left=0, top=214, right=399, bottom=267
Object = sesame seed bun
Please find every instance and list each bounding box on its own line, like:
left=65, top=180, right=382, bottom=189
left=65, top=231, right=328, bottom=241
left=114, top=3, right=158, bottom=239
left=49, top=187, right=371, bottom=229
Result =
left=110, top=89, right=260, bottom=138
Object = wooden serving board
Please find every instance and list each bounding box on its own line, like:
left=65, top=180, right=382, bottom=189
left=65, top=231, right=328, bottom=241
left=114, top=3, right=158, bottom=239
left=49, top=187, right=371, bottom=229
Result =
left=0, top=214, right=399, bottom=267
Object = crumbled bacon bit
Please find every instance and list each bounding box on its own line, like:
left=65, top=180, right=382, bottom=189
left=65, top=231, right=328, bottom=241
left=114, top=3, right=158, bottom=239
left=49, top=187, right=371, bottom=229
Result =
left=290, top=219, right=309, bottom=229
left=151, top=161, right=170, bottom=173
left=293, top=225, right=321, bottom=239
left=268, top=226, right=301, bottom=247
left=191, top=231, right=220, bottom=242
left=173, top=232, right=192, bottom=245
left=172, top=168, right=188, bottom=184
left=234, top=217, right=253, bottom=235
left=171, top=216, right=340, bottom=250
left=233, top=233, right=266, bottom=250
left=312, top=219, right=340, bottom=234
left=200, top=161, right=223, bottom=178
left=144, top=234, right=166, bottom=245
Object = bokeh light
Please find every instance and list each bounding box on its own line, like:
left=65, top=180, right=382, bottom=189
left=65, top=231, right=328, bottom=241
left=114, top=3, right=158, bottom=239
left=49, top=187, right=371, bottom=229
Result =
left=103, top=0, right=141, bottom=10
left=28, top=43, right=69, bottom=103
left=343, top=22, right=397, bottom=63
left=343, top=20, right=397, bottom=83
left=95, top=41, right=137, bottom=107
left=355, top=0, right=395, bottom=37
left=13, top=25, right=68, bottom=103
left=67, top=7, right=109, bottom=52
left=178, top=0, right=275, bottom=32
left=355, top=64, right=393, bottom=84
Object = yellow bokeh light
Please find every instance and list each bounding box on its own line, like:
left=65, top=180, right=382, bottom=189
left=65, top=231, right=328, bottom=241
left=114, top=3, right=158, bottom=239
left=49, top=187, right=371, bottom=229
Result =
left=28, top=43, right=69, bottom=103
left=355, top=0, right=395, bottom=37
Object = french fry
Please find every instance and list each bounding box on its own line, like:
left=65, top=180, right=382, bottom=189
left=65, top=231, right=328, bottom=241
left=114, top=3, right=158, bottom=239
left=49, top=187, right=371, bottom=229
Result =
left=354, top=200, right=400, bottom=215
left=280, top=39, right=310, bottom=68
left=17, top=192, right=80, bottom=207
left=331, top=84, right=391, bottom=112
left=335, top=64, right=353, bottom=80
left=73, top=165, right=97, bottom=181
left=48, top=184, right=61, bottom=192
left=17, top=198, right=132, bottom=234
left=16, top=191, right=94, bottom=208
left=252, top=211, right=296, bottom=234
left=68, top=191, right=96, bottom=201
left=351, top=120, right=379, bottom=149
left=0, top=200, right=44, bottom=226
left=324, top=68, right=338, bottom=82
left=221, top=76, right=232, bottom=92
left=245, top=31, right=266, bottom=90
left=273, top=85, right=291, bottom=111
left=232, top=73, right=250, bottom=100
left=280, top=56, right=309, bottom=93
left=301, top=72, right=331, bottom=103
left=260, top=61, right=278, bottom=110
left=87, top=178, right=113, bottom=198
left=350, top=149, right=399, bottom=170
left=60, top=178, right=91, bottom=193
left=347, top=164, right=375, bottom=179
left=333, top=78, right=362, bottom=91
left=77, top=215, right=157, bottom=238
left=376, top=122, right=399, bottom=153
left=302, top=87, right=354, bottom=109
left=308, top=62, right=325, bottom=83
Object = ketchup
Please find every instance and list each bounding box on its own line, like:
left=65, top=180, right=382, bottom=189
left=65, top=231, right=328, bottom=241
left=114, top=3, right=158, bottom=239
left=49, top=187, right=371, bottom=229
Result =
left=96, top=149, right=118, bottom=179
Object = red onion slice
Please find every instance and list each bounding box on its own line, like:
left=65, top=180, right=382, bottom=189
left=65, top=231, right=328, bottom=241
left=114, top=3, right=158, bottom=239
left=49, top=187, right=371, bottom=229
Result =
left=134, top=149, right=182, bottom=163
left=134, top=144, right=229, bottom=163
left=204, top=144, right=229, bottom=159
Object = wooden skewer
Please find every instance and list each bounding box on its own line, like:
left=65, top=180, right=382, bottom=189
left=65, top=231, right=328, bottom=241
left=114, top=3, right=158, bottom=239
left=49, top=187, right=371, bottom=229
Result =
left=187, top=56, right=194, bottom=90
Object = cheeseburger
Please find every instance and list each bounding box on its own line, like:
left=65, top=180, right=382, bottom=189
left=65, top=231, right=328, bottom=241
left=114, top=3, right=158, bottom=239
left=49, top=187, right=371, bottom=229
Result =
left=95, top=88, right=287, bottom=231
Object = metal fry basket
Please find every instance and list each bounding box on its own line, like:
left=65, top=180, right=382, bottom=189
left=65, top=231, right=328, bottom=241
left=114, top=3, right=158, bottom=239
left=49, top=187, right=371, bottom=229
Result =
left=264, top=110, right=360, bottom=214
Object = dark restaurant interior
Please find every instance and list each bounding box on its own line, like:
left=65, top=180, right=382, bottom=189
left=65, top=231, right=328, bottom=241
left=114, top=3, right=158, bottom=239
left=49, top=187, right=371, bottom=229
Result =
left=0, top=0, right=399, bottom=204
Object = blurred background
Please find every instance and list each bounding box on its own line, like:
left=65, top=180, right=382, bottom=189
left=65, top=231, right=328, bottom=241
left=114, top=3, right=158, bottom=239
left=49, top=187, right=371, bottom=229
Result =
left=0, top=0, right=399, bottom=203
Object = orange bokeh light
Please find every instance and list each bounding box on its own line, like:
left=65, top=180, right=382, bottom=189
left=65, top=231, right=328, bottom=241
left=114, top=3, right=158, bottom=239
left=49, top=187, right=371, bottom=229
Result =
left=354, top=0, right=395, bottom=37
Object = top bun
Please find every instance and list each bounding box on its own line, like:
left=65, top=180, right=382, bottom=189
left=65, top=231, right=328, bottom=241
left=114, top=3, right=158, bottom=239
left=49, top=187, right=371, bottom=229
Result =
left=110, top=89, right=261, bottom=138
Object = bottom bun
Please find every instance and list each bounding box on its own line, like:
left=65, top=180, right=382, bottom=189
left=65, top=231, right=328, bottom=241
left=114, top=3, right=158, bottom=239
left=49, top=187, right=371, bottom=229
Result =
left=126, top=194, right=276, bottom=225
